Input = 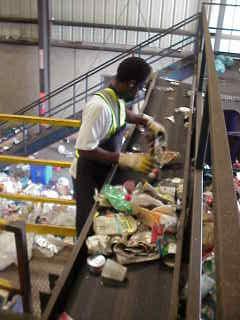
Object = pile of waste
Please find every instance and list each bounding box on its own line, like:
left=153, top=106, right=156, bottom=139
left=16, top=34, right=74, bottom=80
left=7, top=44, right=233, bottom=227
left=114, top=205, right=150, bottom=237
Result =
left=83, top=113, right=183, bottom=284
left=177, top=166, right=215, bottom=319
left=0, top=164, right=75, bottom=272
left=201, top=252, right=216, bottom=320
left=201, top=183, right=215, bottom=320
left=85, top=173, right=183, bottom=283
left=200, top=164, right=240, bottom=319
left=176, top=162, right=240, bottom=319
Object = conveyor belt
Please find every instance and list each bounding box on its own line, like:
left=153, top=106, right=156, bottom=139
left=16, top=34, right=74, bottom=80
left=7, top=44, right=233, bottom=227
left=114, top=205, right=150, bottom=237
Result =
left=62, top=78, right=191, bottom=320
left=41, top=79, right=190, bottom=320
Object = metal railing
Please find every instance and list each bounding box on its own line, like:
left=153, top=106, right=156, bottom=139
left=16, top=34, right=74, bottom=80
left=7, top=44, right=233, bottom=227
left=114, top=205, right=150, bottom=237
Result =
left=197, top=8, right=239, bottom=319
left=0, top=217, right=75, bottom=318
left=169, top=5, right=240, bottom=320
left=0, top=14, right=198, bottom=156
left=0, top=116, right=77, bottom=317
left=0, top=150, right=77, bottom=316
left=0, top=219, right=75, bottom=239
left=0, top=169, right=75, bottom=315
left=0, top=220, right=32, bottom=314
left=169, top=7, right=240, bottom=320
left=0, top=117, right=75, bottom=205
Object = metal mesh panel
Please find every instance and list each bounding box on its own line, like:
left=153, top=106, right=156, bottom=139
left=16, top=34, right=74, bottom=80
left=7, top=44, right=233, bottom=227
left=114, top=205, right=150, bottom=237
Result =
left=0, top=247, right=72, bottom=318
left=221, top=94, right=240, bottom=113
left=30, top=247, right=72, bottom=317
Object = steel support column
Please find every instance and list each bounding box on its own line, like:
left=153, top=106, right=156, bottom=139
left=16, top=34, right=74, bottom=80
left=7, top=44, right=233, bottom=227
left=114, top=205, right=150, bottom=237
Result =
left=37, top=0, right=50, bottom=115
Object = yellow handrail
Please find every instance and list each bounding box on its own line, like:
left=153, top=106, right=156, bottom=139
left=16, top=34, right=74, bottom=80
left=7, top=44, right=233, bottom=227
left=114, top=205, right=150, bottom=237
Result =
left=0, top=219, right=7, bottom=230
left=0, top=193, right=75, bottom=205
left=0, top=113, right=81, bottom=128
left=0, top=278, right=20, bottom=294
left=0, top=155, right=71, bottom=168
left=26, top=223, right=76, bottom=237
left=0, top=218, right=76, bottom=238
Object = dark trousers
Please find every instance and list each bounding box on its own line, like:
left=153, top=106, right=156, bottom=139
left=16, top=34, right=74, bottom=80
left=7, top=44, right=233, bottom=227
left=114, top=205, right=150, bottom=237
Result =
left=72, top=157, right=111, bottom=237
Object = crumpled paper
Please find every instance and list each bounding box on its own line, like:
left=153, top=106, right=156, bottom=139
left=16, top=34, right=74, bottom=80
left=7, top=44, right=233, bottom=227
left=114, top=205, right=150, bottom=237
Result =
left=113, top=231, right=160, bottom=264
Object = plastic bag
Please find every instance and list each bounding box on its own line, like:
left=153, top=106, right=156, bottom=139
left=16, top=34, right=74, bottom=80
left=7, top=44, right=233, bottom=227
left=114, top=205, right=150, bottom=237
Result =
left=86, top=235, right=112, bottom=256
left=217, top=55, right=234, bottom=68
left=215, top=58, right=225, bottom=74
left=23, top=182, right=42, bottom=196
left=201, top=274, right=215, bottom=299
left=131, top=192, right=163, bottom=208
left=101, top=184, right=132, bottom=214
left=34, top=234, right=65, bottom=257
left=157, top=234, right=176, bottom=256
left=135, top=206, right=177, bottom=230
left=142, top=182, right=175, bottom=204
left=49, top=205, right=75, bottom=226
left=56, top=177, right=71, bottom=195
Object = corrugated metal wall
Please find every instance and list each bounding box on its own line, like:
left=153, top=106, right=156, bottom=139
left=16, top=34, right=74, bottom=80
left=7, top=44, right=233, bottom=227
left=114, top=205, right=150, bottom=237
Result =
left=0, top=0, right=38, bottom=39
left=1, top=0, right=239, bottom=53
left=0, top=0, right=201, bottom=115
left=0, top=0, right=201, bottom=47
left=51, top=0, right=201, bottom=47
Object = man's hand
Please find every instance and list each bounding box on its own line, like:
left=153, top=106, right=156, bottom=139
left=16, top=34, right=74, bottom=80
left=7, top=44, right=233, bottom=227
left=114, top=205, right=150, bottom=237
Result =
left=147, top=119, right=166, bottom=137
left=143, top=114, right=167, bottom=146
left=119, top=152, right=154, bottom=174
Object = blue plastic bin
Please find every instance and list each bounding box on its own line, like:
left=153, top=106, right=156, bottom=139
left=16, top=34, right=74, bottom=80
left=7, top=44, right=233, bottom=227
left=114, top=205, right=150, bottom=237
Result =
left=30, top=165, right=53, bottom=185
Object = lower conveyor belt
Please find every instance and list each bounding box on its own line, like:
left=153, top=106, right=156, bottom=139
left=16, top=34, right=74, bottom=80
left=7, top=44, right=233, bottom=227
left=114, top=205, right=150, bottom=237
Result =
left=43, top=77, right=191, bottom=320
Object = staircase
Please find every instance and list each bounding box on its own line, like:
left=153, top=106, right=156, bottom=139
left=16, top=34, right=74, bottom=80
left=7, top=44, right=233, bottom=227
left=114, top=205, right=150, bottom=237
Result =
left=0, top=14, right=198, bottom=159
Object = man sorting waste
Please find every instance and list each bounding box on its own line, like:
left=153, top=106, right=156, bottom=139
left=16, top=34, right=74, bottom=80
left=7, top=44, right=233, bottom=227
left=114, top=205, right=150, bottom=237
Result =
left=70, top=57, right=166, bottom=236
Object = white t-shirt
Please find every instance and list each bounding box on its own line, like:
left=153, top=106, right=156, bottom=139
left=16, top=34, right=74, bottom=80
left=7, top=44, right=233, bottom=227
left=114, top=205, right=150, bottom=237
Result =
left=70, top=95, right=113, bottom=178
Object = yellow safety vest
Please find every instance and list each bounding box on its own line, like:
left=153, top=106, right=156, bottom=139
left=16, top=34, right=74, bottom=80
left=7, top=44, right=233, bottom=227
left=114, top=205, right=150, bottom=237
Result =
left=75, top=88, right=126, bottom=158
left=95, top=87, right=126, bottom=138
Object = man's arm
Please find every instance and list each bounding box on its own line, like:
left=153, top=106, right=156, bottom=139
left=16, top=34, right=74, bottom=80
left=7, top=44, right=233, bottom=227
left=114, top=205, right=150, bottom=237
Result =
left=126, top=109, right=148, bottom=126
left=78, top=148, right=119, bottom=164
left=127, top=109, right=167, bottom=143
left=79, top=147, right=153, bottom=174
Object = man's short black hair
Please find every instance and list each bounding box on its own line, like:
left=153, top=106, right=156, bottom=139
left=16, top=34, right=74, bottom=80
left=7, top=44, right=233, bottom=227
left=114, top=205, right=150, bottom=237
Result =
left=116, top=57, right=151, bottom=84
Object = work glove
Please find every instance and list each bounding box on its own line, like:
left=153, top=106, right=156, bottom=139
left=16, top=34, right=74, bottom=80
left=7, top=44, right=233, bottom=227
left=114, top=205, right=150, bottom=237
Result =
left=119, top=152, right=154, bottom=174
left=143, top=114, right=167, bottom=146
